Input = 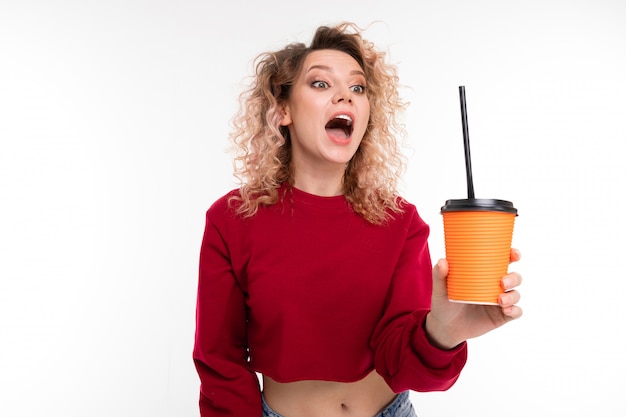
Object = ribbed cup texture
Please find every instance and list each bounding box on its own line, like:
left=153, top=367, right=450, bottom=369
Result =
left=443, top=211, right=516, bottom=304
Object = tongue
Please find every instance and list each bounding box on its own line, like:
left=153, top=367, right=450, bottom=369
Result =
left=326, top=127, right=348, bottom=139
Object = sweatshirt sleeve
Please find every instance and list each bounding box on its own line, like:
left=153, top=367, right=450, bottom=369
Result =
left=370, top=206, right=468, bottom=393
left=193, top=203, right=262, bottom=416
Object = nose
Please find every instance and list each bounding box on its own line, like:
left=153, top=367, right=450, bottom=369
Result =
left=333, top=85, right=352, bottom=104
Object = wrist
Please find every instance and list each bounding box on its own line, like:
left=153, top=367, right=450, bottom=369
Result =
left=424, top=312, right=464, bottom=350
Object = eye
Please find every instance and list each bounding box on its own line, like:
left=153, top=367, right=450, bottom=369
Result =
left=311, top=80, right=330, bottom=89
left=351, top=85, right=366, bottom=94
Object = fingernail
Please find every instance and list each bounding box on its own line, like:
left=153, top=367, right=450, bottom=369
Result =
left=502, top=277, right=512, bottom=289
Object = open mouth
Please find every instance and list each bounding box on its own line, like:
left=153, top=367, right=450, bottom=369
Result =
left=325, top=114, right=353, bottom=139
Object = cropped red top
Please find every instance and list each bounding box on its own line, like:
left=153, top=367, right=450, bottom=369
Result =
left=193, top=184, right=468, bottom=416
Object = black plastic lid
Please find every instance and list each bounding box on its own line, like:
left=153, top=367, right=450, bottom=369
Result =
left=441, top=198, right=518, bottom=215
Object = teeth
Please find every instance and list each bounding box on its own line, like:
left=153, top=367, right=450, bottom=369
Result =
left=335, top=114, right=352, bottom=125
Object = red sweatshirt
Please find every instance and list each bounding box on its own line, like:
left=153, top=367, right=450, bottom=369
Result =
left=193, top=184, right=467, bottom=416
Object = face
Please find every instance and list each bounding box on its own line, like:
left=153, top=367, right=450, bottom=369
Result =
left=280, top=49, right=370, bottom=175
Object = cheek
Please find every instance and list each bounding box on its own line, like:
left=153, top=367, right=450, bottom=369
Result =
left=360, top=102, right=371, bottom=127
left=358, top=110, right=371, bottom=136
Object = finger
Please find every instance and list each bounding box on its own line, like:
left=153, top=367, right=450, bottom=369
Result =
left=509, top=248, right=521, bottom=263
left=498, top=289, right=521, bottom=307
left=431, top=259, right=449, bottom=299
left=502, top=304, right=523, bottom=320
left=502, top=272, right=522, bottom=290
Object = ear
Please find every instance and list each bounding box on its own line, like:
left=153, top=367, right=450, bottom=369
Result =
left=279, top=104, right=292, bottom=127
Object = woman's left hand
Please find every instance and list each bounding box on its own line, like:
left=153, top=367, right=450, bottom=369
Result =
left=424, top=248, right=523, bottom=350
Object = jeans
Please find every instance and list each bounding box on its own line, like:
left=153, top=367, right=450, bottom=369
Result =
left=262, top=390, right=417, bottom=417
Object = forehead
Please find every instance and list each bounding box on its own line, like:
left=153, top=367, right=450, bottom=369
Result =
left=301, top=49, right=364, bottom=74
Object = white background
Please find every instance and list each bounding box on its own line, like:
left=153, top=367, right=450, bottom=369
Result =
left=1, top=0, right=625, bottom=416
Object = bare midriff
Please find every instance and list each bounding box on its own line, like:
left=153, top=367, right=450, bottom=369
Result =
left=262, top=370, right=397, bottom=417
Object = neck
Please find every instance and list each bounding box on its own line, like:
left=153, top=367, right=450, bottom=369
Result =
left=293, top=171, right=344, bottom=197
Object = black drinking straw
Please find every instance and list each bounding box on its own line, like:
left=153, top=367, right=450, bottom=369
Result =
left=459, top=86, right=475, bottom=199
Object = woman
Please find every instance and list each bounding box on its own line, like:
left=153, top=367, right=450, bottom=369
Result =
left=193, top=22, right=522, bottom=417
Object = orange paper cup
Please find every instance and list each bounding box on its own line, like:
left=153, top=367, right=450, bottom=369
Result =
left=441, top=199, right=517, bottom=304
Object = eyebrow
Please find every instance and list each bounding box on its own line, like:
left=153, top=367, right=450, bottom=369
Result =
left=306, top=64, right=365, bottom=77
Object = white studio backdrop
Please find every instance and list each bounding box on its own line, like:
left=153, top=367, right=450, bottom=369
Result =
left=1, top=0, right=624, bottom=416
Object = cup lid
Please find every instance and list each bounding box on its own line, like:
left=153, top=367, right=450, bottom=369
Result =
left=441, top=198, right=518, bottom=215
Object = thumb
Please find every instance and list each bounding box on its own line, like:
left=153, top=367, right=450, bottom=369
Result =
left=432, top=258, right=449, bottom=300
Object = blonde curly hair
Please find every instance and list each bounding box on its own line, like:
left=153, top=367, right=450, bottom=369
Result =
left=229, top=22, right=408, bottom=224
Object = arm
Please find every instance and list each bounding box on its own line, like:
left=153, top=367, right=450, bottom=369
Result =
left=193, top=207, right=262, bottom=416
left=370, top=208, right=467, bottom=393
